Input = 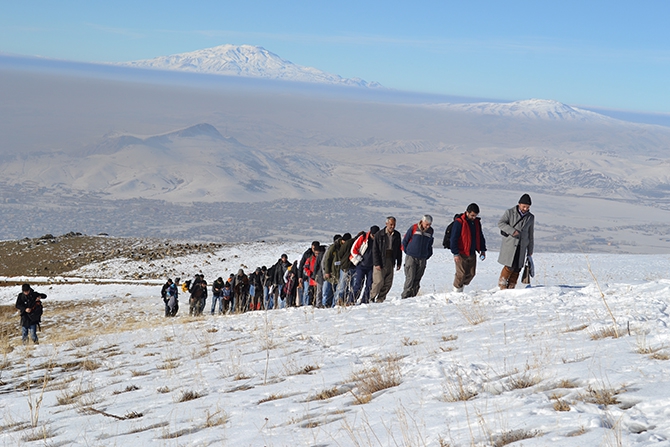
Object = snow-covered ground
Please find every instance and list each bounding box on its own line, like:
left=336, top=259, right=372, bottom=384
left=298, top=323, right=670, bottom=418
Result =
left=2, top=243, right=670, bottom=446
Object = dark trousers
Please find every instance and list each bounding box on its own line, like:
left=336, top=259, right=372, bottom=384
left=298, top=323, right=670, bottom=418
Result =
left=351, top=264, right=373, bottom=304
left=402, top=255, right=427, bottom=299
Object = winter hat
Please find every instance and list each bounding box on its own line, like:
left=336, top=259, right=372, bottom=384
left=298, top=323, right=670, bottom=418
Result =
left=342, top=233, right=352, bottom=241
left=518, top=194, right=532, bottom=205
left=369, top=225, right=380, bottom=235
left=22, top=284, right=31, bottom=292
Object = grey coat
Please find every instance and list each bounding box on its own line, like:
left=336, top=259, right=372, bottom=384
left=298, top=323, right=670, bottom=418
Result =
left=497, top=206, right=534, bottom=269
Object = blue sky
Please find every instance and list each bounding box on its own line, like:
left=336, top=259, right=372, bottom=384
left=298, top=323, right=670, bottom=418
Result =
left=2, top=1, right=669, bottom=113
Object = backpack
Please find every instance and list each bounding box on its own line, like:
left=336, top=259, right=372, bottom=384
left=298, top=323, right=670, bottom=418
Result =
left=28, top=300, right=43, bottom=324
left=442, top=214, right=460, bottom=249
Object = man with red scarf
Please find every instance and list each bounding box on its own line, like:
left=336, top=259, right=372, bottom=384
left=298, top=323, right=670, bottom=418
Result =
left=449, top=203, right=487, bottom=293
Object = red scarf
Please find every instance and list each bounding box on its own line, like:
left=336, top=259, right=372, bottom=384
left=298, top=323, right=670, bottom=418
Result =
left=457, top=213, right=482, bottom=255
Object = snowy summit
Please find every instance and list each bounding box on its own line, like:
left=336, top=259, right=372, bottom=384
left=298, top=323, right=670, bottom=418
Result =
left=121, top=44, right=382, bottom=88
left=435, top=99, right=616, bottom=123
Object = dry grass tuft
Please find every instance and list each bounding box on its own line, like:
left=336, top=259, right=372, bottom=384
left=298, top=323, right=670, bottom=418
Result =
left=82, top=359, right=101, bottom=371
left=635, top=335, right=663, bottom=355
left=131, top=369, right=150, bottom=377
left=441, top=334, right=458, bottom=342
left=70, top=337, right=94, bottom=348
left=289, top=364, right=319, bottom=375
left=113, top=384, right=140, bottom=395
left=442, top=373, right=478, bottom=402
left=564, top=324, right=588, bottom=333
left=157, top=386, right=170, bottom=394
left=56, top=383, right=95, bottom=406
left=308, top=387, right=347, bottom=401
left=258, top=393, right=286, bottom=404
left=157, top=359, right=181, bottom=370
left=493, top=429, right=542, bottom=446
left=590, top=325, right=619, bottom=340
left=579, top=385, right=621, bottom=406
left=651, top=351, right=670, bottom=360
left=557, top=379, right=578, bottom=389
left=401, top=337, right=419, bottom=346
left=507, top=371, right=542, bottom=390
left=566, top=426, right=588, bottom=437
left=350, top=356, right=402, bottom=404
left=176, top=390, right=203, bottom=402
left=21, top=425, right=57, bottom=442
left=549, top=393, right=571, bottom=411
left=455, top=300, right=488, bottom=325
left=233, top=372, right=251, bottom=381
left=204, top=407, right=229, bottom=427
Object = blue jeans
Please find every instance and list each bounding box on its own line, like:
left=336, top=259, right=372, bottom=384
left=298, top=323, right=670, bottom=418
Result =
left=211, top=294, right=223, bottom=314
left=301, top=279, right=311, bottom=306
left=322, top=281, right=335, bottom=308
left=351, top=265, right=373, bottom=304
left=334, top=270, right=352, bottom=305
left=263, top=285, right=273, bottom=310
left=22, top=325, right=38, bottom=343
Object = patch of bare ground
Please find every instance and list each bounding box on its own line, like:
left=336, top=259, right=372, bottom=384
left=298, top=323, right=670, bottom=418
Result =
left=0, top=232, right=227, bottom=278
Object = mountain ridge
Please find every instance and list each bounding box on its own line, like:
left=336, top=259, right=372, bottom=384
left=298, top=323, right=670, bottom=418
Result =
left=432, top=99, right=619, bottom=123
left=121, top=44, right=382, bottom=88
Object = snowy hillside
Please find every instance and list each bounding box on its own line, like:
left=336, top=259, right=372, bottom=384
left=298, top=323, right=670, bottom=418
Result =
left=434, top=99, right=616, bottom=123
left=2, top=244, right=670, bottom=446
left=121, top=44, right=382, bottom=88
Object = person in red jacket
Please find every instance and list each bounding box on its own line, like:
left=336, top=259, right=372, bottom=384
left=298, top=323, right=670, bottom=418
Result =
left=450, top=203, right=487, bottom=292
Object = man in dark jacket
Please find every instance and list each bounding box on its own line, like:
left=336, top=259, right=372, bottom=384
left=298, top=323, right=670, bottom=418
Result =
left=371, top=216, right=402, bottom=303
left=15, top=283, right=47, bottom=344
left=450, top=203, right=487, bottom=293
left=249, top=267, right=264, bottom=310
left=232, top=269, right=250, bottom=312
left=401, top=215, right=434, bottom=299
left=268, top=254, right=290, bottom=308
left=211, top=277, right=225, bottom=315
left=161, top=278, right=173, bottom=317
left=189, top=274, right=207, bottom=316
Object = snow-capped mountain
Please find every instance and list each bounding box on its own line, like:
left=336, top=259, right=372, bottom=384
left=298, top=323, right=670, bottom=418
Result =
left=121, top=44, right=382, bottom=88
left=434, top=99, right=616, bottom=123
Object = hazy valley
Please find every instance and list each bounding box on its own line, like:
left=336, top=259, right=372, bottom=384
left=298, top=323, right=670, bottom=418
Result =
left=2, top=53, right=670, bottom=253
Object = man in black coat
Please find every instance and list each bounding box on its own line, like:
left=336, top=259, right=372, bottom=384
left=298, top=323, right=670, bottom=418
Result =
left=15, top=283, right=47, bottom=344
left=371, top=217, right=403, bottom=303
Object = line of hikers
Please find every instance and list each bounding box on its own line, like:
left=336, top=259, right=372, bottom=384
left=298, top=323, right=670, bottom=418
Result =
left=160, top=215, right=408, bottom=316
left=160, top=195, right=535, bottom=317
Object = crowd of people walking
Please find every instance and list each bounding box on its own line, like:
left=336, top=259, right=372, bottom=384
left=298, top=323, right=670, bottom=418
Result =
left=159, top=194, right=535, bottom=317
left=12, top=195, right=534, bottom=345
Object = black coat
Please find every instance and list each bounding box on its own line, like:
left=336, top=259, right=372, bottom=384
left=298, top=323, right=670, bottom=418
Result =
left=372, top=229, right=402, bottom=269
left=16, top=289, right=46, bottom=328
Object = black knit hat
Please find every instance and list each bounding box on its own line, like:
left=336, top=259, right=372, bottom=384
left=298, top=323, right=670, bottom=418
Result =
left=370, top=225, right=380, bottom=235
left=518, top=194, right=532, bottom=205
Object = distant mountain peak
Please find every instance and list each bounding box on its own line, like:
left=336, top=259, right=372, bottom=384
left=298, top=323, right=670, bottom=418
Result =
left=81, top=123, right=236, bottom=156
left=434, top=98, right=615, bottom=123
left=121, top=44, right=382, bottom=88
